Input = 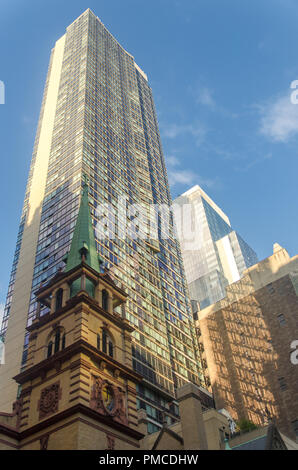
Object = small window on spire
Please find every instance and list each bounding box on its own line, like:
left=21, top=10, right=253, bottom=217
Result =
left=47, top=341, right=53, bottom=358
left=55, top=289, right=63, bottom=311
left=102, top=290, right=109, bottom=311
left=54, top=330, right=61, bottom=353
left=102, top=329, right=107, bottom=354
left=47, top=328, right=65, bottom=358
left=101, top=329, right=114, bottom=358
left=108, top=340, right=113, bottom=358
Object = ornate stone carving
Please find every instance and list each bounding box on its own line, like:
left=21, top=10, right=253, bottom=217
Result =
left=90, top=377, right=128, bottom=426
left=40, top=434, right=50, bottom=450
left=38, top=382, right=61, bottom=420
left=113, top=386, right=128, bottom=426
left=106, top=434, right=115, bottom=450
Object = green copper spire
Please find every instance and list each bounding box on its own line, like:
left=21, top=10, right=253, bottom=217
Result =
left=65, top=176, right=102, bottom=273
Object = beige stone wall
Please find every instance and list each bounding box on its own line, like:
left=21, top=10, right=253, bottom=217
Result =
left=0, top=432, right=18, bottom=450
left=198, top=250, right=298, bottom=440
left=141, top=407, right=229, bottom=451
left=177, top=382, right=208, bottom=450
left=20, top=416, right=79, bottom=450
left=203, top=409, right=229, bottom=450
left=15, top=288, right=139, bottom=435
left=0, top=35, right=66, bottom=412
left=76, top=416, right=140, bottom=450
left=18, top=413, right=140, bottom=450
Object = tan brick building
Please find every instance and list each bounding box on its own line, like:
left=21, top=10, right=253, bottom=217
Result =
left=0, top=182, right=143, bottom=450
left=197, top=244, right=298, bottom=440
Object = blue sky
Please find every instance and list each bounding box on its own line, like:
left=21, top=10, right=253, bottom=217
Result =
left=1, top=0, right=298, bottom=318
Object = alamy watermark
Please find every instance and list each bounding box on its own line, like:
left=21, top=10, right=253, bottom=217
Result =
left=290, top=340, right=298, bottom=365
left=290, top=80, right=298, bottom=104
left=0, top=81, right=5, bottom=104
left=93, top=195, right=203, bottom=251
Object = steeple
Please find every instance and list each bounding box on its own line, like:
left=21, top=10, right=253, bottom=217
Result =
left=65, top=176, right=103, bottom=273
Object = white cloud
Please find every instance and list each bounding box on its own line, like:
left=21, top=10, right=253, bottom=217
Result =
left=166, top=155, right=215, bottom=188
left=195, top=87, right=215, bottom=107
left=161, top=122, right=207, bottom=147
left=189, top=83, right=238, bottom=119
left=168, top=169, right=197, bottom=186
left=168, top=170, right=215, bottom=188
left=166, top=155, right=180, bottom=166
left=260, top=92, right=298, bottom=142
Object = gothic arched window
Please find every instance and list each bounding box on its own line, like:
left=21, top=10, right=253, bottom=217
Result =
left=102, top=329, right=114, bottom=358
left=55, top=288, right=63, bottom=311
left=47, top=341, right=53, bottom=358
left=54, top=330, right=60, bottom=353
left=46, top=328, right=65, bottom=358
left=102, top=290, right=109, bottom=311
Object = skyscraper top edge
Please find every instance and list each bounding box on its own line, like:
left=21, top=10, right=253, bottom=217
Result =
left=64, top=8, right=148, bottom=81
left=176, top=184, right=231, bottom=227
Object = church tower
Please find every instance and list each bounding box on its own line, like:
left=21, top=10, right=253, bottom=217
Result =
left=0, top=180, right=143, bottom=450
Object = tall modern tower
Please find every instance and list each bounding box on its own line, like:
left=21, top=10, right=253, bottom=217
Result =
left=174, top=185, right=258, bottom=310
left=0, top=10, right=203, bottom=432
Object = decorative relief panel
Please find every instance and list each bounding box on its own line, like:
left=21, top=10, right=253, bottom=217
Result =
left=38, top=382, right=62, bottom=420
left=106, top=434, right=115, bottom=450
left=90, top=376, right=128, bottom=426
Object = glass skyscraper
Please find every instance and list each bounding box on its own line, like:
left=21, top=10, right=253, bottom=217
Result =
left=174, top=185, right=258, bottom=310
left=0, top=9, right=204, bottom=432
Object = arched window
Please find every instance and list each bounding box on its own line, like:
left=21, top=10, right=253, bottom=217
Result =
left=108, top=340, right=114, bottom=358
left=102, top=329, right=107, bottom=353
left=46, top=328, right=65, bottom=358
left=102, top=329, right=114, bottom=358
left=47, top=341, right=53, bottom=358
left=102, top=290, right=109, bottom=311
left=55, top=288, right=63, bottom=311
left=54, top=330, right=60, bottom=353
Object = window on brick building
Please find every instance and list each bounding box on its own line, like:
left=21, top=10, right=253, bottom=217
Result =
left=101, top=329, right=114, bottom=358
left=277, top=314, right=286, bottom=326
left=47, top=327, right=66, bottom=358
left=278, top=377, right=288, bottom=391
left=266, top=283, right=275, bottom=294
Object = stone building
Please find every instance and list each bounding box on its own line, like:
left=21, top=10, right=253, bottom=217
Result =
left=140, top=382, right=296, bottom=450
left=0, top=182, right=143, bottom=450
left=140, top=382, right=230, bottom=450
left=197, top=243, right=298, bottom=441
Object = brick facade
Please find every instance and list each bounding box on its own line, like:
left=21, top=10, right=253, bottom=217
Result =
left=198, top=247, right=298, bottom=440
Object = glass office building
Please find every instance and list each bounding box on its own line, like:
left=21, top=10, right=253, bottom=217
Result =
left=174, top=185, right=258, bottom=310
left=0, top=9, right=204, bottom=431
